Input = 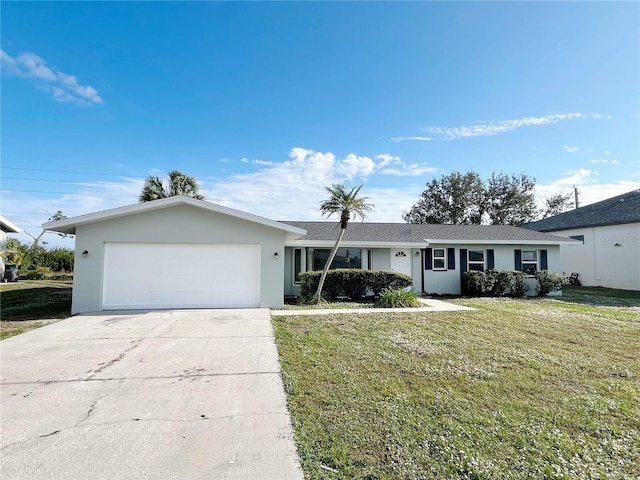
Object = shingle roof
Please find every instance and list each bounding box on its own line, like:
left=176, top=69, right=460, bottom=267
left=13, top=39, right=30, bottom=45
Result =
left=281, top=221, right=574, bottom=244
left=524, top=189, right=640, bottom=232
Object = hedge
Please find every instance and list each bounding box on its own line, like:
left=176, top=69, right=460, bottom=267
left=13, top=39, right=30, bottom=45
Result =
left=299, top=269, right=413, bottom=301
left=466, top=270, right=530, bottom=297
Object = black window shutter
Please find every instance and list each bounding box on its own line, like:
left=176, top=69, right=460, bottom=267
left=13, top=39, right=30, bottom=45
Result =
left=487, top=249, right=495, bottom=270
left=459, top=248, right=468, bottom=294
left=540, top=249, right=548, bottom=270
left=514, top=249, right=522, bottom=271
left=425, top=248, right=433, bottom=270
left=447, top=248, right=455, bottom=270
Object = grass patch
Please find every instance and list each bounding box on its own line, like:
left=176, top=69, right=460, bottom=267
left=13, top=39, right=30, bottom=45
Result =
left=0, top=320, right=60, bottom=340
left=274, top=292, right=640, bottom=479
left=1, top=280, right=72, bottom=322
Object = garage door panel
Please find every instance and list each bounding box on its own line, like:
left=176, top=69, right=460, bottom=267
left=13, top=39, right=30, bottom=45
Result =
left=103, top=243, right=260, bottom=309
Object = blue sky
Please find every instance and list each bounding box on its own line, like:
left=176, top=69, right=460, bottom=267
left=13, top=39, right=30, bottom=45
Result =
left=2, top=1, right=639, bottom=248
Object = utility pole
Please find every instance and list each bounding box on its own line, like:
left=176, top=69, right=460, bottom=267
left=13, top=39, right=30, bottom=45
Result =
left=573, top=186, right=580, bottom=209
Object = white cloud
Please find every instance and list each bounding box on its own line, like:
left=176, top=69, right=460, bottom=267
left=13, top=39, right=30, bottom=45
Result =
left=589, top=159, right=620, bottom=165
left=375, top=154, right=401, bottom=168
left=1, top=48, right=102, bottom=106
left=381, top=163, right=437, bottom=177
left=200, top=148, right=432, bottom=221
left=391, top=136, right=432, bottom=142
left=563, top=145, right=579, bottom=153
left=394, top=113, right=598, bottom=141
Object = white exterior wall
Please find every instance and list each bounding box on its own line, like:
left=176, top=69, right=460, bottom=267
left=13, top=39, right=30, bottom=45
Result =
left=72, top=204, right=288, bottom=314
left=0, top=231, right=6, bottom=276
left=423, top=244, right=561, bottom=296
left=555, top=223, right=640, bottom=290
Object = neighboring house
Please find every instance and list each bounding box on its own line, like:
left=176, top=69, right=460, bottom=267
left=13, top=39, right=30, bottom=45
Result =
left=282, top=222, right=577, bottom=298
left=43, top=196, right=577, bottom=314
left=525, top=189, right=640, bottom=291
left=1, top=215, right=21, bottom=281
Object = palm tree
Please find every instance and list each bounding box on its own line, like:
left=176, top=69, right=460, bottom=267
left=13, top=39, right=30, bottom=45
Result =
left=314, top=183, right=374, bottom=303
left=139, top=170, right=205, bottom=202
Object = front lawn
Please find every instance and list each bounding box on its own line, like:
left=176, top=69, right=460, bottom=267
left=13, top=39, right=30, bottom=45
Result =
left=273, top=294, right=640, bottom=479
left=0, top=280, right=72, bottom=322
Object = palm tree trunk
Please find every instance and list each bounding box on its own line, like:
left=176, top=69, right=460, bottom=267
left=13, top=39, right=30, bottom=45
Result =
left=313, top=227, right=346, bottom=304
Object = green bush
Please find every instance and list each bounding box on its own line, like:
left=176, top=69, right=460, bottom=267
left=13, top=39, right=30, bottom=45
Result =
left=299, top=269, right=414, bottom=302
left=341, top=270, right=369, bottom=300
left=19, top=266, right=52, bottom=280
left=466, top=270, right=530, bottom=297
left=369, top=271, right=413, bottom=296
left=492, top=270, right=515, bottom=296
left=466, top=270, right=495, bottom=296
left=535, top=270, right=565, bottom=296
left=376, top=288, right=422, bottom=308
left=511, top=271, right=530, bottom=297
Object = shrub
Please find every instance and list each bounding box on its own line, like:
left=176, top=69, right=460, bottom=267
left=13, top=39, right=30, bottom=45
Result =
left=535, top=270, right=565, bottom=296
left=466, top=270, right=495, bottom=296
left=19, top=266, right=51, bottom=280
left=490, top=270, right=514, bottom=296
left=341, top=270, right=368, bottom=300
left=510, top=271, right=530, bottom=297
left=376, top=288, right=422, bottom=308
left=370, top=271, right=413, bottom=296
left=298, top=269, right=414, bottom=302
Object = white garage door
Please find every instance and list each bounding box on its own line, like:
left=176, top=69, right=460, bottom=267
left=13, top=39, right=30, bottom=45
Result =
left=102, top=243, right=260, bottom=310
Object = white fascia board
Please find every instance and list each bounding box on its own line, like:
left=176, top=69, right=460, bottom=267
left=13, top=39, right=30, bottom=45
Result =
left=0, top=216, right=21, bottom=233
left=424, top=238, right=582, bottom=245
left=285, top=240, right=428, bottom=248
left=42, top=196, right=307, bottom=236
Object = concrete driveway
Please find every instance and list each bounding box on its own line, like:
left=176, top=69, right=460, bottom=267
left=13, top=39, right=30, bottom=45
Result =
left=1, top=309, right=303, bottom=480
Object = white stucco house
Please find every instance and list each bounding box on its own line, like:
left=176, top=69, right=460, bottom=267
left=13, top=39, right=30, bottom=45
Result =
left=43, top=196, right=577, bottom=314
left=525, top=189, right=640, bottom=291
left=1, top=215, right=21, bottom=280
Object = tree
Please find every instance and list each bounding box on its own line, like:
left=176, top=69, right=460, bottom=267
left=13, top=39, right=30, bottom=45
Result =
left=484, top=172, right=537, bottom=226
left=404, top=171, right=542, bottom=226
left=403, top=171, right=484, bottom=224
left=314, top=184, right=374, bottom=304
left=139, top=170, right=205, bottom=202
left=23, top=211, right=69, bottom=267
left=540, top=191, right=573, bottom=218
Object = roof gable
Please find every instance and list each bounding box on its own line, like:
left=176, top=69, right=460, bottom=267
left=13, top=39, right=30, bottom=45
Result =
left=43, top=196, right=307, bottom=236
left=525, top=189, right=640, bottom=232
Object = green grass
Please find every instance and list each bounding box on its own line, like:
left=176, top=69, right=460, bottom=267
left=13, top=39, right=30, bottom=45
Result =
left=274, top=291, right=640, bottom=479
left=0, top=280, right=72, bottom=322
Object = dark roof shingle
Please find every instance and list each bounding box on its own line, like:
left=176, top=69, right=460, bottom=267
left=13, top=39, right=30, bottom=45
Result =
left=524, top=189, right=640, bottom=232
left=281, top=221, right=574, bottom=243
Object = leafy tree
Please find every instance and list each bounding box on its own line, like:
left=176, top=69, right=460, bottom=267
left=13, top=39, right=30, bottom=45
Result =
left=139, top=169, right=205, bottom=202
left=314, top=184, right=374, bottom=304
left=43, top=247, right=75, bottom=272
left=484, top=172, right=537, bottom=226
left=405, top=171, right=544, bottom=226
left=402, top=171, right=484, bottom=224
left=540, top=191, right=574, bottom=218
left=2, top=238, right=27, bottom=267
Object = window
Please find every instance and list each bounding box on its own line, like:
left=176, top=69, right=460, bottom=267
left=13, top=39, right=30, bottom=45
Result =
left=522, top=250, right=538, bottom=275
left=293, top=248, right=302, bottom=284
left=312, top=248, right=362, bottom=270
left=433, top=248, right=446, bottom=270
left=468, top=250, right=485, bottom=271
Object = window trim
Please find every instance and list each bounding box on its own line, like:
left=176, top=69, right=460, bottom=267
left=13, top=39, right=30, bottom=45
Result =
left=293, top=248, right=303, bottom=284
left=521, top=250, right=538, bottom=276
left=432, top=248, right=446, bottom=270
left=467, top=249, right=485, bottom=271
